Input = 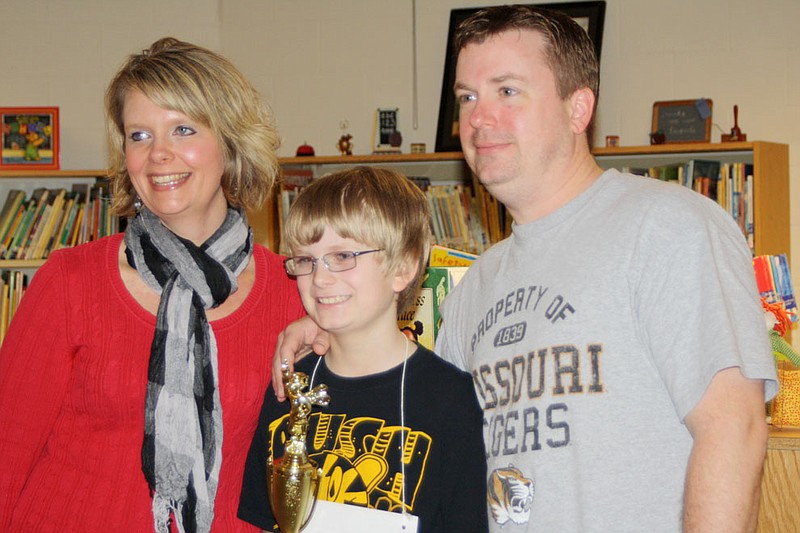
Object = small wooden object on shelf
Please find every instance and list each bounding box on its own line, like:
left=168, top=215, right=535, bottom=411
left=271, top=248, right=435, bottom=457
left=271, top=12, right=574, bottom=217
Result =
left=721, top=104, right=747, bottom=142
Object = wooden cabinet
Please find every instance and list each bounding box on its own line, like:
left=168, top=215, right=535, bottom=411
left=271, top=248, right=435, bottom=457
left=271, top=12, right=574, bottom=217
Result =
left=759, top=428, right=800, bottom=533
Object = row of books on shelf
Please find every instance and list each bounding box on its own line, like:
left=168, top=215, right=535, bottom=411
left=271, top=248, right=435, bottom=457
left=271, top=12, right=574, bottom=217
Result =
left=277, top=169, right=511, bottom=256
left=754, top=253, right=797, bottom=322
left=0, top=184, right=119, bottom=261
left=627, top=160, right=755, bottom=250
left=0, top=270, right=28, bottom=344
left=411, top=178, right=491, bottom=255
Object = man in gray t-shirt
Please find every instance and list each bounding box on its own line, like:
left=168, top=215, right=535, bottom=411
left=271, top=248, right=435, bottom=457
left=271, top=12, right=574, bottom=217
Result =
left=437, top=4, right=776, bottom=532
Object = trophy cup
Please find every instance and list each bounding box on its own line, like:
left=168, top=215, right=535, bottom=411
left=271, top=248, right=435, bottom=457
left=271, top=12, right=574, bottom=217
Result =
left=267, top=362, right=330, bottom=533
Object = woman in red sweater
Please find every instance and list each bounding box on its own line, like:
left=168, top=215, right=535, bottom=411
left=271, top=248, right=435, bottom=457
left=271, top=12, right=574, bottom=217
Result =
left=0, top=38, right=305, bottom=532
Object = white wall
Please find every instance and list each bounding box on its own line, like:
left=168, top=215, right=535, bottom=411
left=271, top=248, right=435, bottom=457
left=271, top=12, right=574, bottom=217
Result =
left=2, top=0, right=799, bottom=301
left=0, top=0, right=223, bottom=169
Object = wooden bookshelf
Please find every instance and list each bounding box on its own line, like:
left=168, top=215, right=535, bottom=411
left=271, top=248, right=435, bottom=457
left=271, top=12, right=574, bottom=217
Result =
left=0, top=170, right=117, bottom=340
left=1, top=142, right=790, bottom=262
left=0, top=260, right=45, bottom=268
left=0, top=169, right=112, bottom=267
left=278, top=151, right=464, bottom=166
left=264, top=152, right=476, bottom=253
left=275, top=146, right=796, bottom=532
left=0, top=169, right=108, bottom=178
left=267, top=143, right=790, bottom=262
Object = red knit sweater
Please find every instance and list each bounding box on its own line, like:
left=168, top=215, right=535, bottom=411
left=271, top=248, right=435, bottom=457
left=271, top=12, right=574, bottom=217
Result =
left=0, top=234, right=305, bottom=532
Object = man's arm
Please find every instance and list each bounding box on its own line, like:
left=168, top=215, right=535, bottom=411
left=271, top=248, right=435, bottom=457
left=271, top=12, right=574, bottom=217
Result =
left=272, top=316, right=329, bottom=401
left=683, top=366, right=768, bottom=532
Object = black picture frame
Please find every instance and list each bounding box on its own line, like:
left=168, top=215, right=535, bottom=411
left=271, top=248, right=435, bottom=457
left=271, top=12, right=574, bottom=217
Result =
left=435, top=1, right=606, bottom=153
left=651, top=99, right=713, bottom=143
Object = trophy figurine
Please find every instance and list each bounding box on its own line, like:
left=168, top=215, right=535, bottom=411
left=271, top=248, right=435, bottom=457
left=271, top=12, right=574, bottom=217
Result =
left=267, top=361, right=330, bottom=532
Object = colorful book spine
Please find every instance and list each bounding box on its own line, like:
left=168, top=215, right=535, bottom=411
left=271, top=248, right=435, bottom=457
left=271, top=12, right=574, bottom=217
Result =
left=753, top=254, right=796, bottom=321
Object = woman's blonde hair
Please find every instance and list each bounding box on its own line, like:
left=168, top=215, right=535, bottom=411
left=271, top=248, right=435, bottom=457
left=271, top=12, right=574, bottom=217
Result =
left=284, top=166, right=432, bottom=313
left=105, top=37, right=280, bottom=216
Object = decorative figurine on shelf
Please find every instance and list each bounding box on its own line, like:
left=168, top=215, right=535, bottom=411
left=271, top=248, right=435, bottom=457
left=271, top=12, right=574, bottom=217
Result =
left=336, top=120, right=353, bottom=156
left=295, top=142, right=315, bottom=157
left=337, top=134, right=353, bottom=156
left=266, top=361, right=330, bottom=533
left=649, top=130, right=666, bottom=145
left=721, top=105, right=747, bottom=142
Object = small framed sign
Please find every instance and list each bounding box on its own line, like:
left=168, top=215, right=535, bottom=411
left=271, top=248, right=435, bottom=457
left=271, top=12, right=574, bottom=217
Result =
left=1, top=107, right=60, bottom=170
left=373, top=107, right=401, bottom=153
left=651, top=99, right=712, bottom=144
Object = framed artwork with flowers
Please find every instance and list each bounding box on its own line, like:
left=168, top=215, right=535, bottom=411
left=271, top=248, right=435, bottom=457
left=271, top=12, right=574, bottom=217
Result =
left=1, top=107, right=60, bottom=170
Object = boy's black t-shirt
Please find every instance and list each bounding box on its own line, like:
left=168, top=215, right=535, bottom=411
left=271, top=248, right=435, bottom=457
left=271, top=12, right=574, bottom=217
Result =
left=238, top=344, right=488, bottom=532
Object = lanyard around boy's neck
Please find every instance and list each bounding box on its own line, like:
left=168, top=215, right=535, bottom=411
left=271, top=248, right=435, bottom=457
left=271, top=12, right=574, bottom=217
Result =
left=309, top=338, right=414, bottom=528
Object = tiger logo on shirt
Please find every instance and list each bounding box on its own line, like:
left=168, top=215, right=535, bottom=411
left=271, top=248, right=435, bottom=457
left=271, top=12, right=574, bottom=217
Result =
left=487, top=466, right=534, bottom=525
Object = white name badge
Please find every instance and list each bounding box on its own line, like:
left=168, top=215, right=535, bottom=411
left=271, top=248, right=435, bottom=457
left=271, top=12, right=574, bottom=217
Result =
left=301, top=499, right=419, bottom=532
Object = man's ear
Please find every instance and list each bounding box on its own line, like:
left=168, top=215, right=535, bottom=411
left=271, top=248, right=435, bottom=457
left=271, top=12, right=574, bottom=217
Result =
left=392, top=258, right=419, bottom=293
left=569, top=86, right=596, bottom=135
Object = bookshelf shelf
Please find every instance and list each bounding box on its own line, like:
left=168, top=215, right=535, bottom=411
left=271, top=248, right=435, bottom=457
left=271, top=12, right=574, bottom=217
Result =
left=592, top=140, right=758, bottom=157
left=0, top=260, right=45, bottom=268
left=278, top=152, right=464, bottom=165
left=0, top=169, right=107, bottom=178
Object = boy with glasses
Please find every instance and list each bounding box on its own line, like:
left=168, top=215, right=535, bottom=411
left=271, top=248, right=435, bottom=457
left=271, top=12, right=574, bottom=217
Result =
left=238, top=166, right=488, bottom=532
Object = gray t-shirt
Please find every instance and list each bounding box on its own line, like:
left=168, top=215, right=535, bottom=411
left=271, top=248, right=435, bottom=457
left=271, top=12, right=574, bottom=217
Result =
left=437, top=169, right=777, bottom=533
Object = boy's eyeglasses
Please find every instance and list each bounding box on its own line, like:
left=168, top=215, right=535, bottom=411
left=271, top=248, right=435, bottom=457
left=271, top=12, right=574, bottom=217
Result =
left=284, top=249, right=383, bottom=276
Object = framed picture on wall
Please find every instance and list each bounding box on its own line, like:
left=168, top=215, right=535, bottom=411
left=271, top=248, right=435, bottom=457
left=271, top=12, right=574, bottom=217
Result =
left=435, top=2, right=606, bottom=152
left=0, top=107, right=60, bottom=170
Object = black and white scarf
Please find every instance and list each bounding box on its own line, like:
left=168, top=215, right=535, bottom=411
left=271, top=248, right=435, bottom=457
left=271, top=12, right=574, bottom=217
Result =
left=125, top=207, right=253, bottom=533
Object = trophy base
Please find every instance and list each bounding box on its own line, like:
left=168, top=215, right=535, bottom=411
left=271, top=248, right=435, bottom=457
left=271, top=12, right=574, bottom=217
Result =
left=267, top=456, right=321, bottom=533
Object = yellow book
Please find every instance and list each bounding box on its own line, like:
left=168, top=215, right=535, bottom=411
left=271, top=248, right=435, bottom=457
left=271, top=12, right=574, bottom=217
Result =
left=32, top=189, right=67, bottom=259
left=0, top=279, right=8, bottom=343
left=397, top=266, right=469, bottom=350
left=70, top=208, right=84, bottom=248
left=429, top=244, right=478, bottom=267
left=17, top=189, right=50, bottom=259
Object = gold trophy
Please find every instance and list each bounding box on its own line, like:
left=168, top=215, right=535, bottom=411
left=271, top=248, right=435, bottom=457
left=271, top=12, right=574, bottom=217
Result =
left=267, top=362, right=330, bottom=532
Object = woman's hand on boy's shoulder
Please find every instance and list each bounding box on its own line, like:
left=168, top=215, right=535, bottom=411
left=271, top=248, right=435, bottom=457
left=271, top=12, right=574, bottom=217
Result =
left=272, top=316, right=329, bottom=401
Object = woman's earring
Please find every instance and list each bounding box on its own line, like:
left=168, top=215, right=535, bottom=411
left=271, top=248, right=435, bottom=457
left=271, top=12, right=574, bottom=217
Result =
left=133, top=195, right=143, bottom=213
